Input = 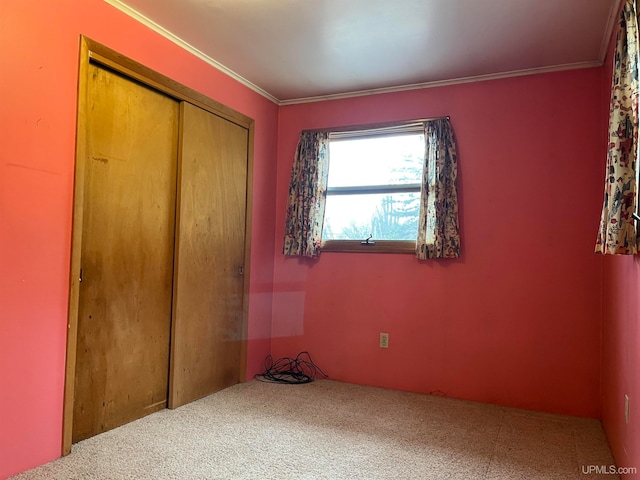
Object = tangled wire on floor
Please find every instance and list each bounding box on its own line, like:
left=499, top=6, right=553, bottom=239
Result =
left=254, top=351, right=328, bottom=384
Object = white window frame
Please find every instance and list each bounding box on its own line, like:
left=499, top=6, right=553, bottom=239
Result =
left=321, top=120, right=426, bottom=254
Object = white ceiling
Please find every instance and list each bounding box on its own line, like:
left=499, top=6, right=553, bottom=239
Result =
left=107, top=0, right=622, bottom=104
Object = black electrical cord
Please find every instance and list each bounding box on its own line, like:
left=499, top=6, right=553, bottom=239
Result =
left=254, top=351, right=328, bottom=384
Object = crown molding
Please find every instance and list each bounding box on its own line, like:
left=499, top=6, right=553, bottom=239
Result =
left=103, top=0, right=280, bottom=104
left=599, top=0, right=625, bottom=63
left=104, top=0, right=608, bottom=108
left=278, top=61, right=603, bottom=106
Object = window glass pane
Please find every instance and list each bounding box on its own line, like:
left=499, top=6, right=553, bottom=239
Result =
left=323, top=192, right=420, bottom=241
left=328, top=134, right=424, bottom=188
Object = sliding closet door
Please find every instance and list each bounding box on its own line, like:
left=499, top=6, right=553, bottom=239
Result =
left=170, top=102, right=248, bottom=408
left=72, top=64, right=179, bottom=441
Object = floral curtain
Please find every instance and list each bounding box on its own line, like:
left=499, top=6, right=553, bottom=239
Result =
left=282, top=131, right=330, bottom=258
left=596, top=0, right=640, bottom=255
left=416, top=118, right=460, bottom=259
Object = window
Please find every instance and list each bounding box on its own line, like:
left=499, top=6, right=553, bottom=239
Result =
left=282, top=116, right=459, bottom=259
left=322, top=122, right=425, bottom=253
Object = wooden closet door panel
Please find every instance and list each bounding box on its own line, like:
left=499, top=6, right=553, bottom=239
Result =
left=73, top=64, right=179, bottom=441
left=170, top=102, right=248, bottom=408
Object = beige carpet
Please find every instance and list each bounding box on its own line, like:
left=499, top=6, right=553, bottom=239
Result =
left=12, top=380, right=617, bottom=479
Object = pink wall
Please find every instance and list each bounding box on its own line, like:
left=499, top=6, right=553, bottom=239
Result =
left=602, top=257, right=640, bottom=479
left=0, top=1, right=277, bottom=478
left=273, top=69, right=604, bottom=418
left=600, top=9, right=640, bottom=478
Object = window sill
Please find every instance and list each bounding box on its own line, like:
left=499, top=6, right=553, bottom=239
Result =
left=321, top=240, right=416, bottom=254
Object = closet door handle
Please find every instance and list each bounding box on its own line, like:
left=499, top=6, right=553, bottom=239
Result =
left=238, top=266, right=244, bottom=276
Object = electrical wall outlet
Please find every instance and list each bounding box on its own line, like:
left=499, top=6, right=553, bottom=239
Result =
left=625, top=394, right=630, bottom=425
left=379, top=333, right=389, bottom=349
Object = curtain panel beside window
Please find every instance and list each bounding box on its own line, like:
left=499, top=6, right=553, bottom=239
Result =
left=282, top=131, right=330, bottom=258
left=417, top=118, right=460, bottom=259
left=596, top=0, right=640, bottom=255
